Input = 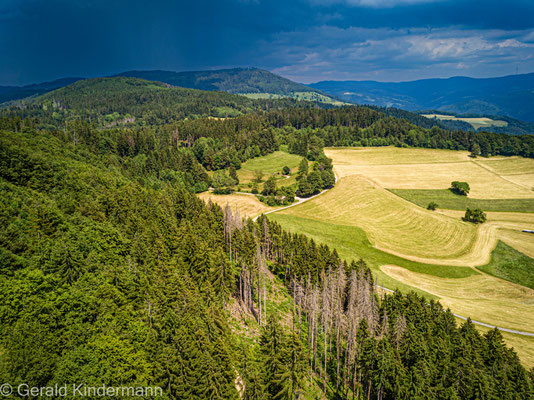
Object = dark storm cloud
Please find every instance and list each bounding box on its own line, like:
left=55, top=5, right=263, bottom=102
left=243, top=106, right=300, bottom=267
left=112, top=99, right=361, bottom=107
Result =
left=0, top=0, right=533, bottom=85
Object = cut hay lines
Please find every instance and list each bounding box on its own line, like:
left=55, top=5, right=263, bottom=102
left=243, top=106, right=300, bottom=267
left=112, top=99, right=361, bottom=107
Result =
left=499, top=229, right=534, bottom=259
left=325, top=147, right=534, bottom=199
left=324, top=147, right=471, bottom=166
left=277, top=175, right=495, bottom=266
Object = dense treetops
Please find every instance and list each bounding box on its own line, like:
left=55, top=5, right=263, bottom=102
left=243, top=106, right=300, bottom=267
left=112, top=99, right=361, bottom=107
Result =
left=1, top=77, right=315, bottom=128
left=115, top=67, right=321, bottom=95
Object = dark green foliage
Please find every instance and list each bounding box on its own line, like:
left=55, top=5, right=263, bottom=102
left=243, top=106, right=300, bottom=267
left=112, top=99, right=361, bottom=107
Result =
left=262, top=176, right=277, bottom=196
left=463, top=208, right=487, bottom=223
left=212, top=171, right=236, bottom=192
left=427, top=202, right=439, bottom=211
left=229, top=165, right=239, bottom=184
left=0, top=130, right=239, bottom=399
left=298, top=158, right=308, bottom=176
left=471, top=142, right=481, bottom=157
left=117, top=67, right=320, bottom=96
left=257, top=315, right=307, bottom=400
left=282, top=165, right=290, bottom=175
left=451, top=181, right=470, bottom=195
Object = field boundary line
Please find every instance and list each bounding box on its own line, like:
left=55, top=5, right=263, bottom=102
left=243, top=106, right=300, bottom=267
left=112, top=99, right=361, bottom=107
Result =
left=472, top=159, right=534, bottom=191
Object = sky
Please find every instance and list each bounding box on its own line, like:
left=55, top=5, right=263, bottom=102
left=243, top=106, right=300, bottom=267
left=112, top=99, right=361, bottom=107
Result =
left=1, top=0, right=534, bottom=85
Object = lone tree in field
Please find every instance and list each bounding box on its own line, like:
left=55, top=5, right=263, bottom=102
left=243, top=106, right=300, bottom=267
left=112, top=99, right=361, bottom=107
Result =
left=451, top=181, right=470, bottom=196
left=427, top=202, right=438, bottom=211
left=463, top=208, right=487, bottom=224
left=282, top=166, right=290, bottom=175
left=254, top=170, right=264, bottom=183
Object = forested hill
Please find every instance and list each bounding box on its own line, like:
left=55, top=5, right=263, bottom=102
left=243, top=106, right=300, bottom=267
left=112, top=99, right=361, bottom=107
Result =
left=1, top=118, right=533, bottom=399
left=1, top=77, right=312, bottom=127
left=115, top=67, right=319, bottom=95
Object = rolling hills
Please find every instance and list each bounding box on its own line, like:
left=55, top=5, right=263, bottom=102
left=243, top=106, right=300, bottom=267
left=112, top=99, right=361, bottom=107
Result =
left=310, top=72, right=534, bottom=124
left=0, top=77, right=83, bottom=104
left=115, top=67, right=316, bottom=95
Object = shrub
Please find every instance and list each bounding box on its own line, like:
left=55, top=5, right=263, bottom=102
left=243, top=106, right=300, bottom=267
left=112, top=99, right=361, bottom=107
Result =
left=451, top=181, right=470, bottom=196
left=262, top=176, right=277, bottom=196
left=251, top=183, right=259, bottom=194
left=462, top=208, right=487, bottom=224
left=213, top=187, right=234, bottom=195
left=282, top=166, right=290, bottom=175
left=427, top=202, right=438, bottom=211
left=254, top=170, right=264, bottom=183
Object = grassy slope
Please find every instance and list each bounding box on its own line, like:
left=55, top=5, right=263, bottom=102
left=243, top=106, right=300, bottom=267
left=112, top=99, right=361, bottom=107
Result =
left=240, top=150, right=303, bottom=174
left=390, top=189, right=534, bottom=213
left=242, top=92, right=348, bottom=106
left=268, top=213, right=478, bottom=299
left=276, top=175, right=487, bottom=265
left=477, top=241, right=534, bottom=290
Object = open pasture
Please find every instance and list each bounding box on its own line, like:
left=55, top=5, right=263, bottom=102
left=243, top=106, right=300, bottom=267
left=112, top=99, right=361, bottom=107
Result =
left=499, top=229, right=534, bottom=259
left=325, top=147, right=471, bottom=165
left=275, top=174, right=495, bottom=266
left=390, top=189, right=534, bottom=213
left=240, top=150, right=302, bottom=174
left=270, top=146, right=534, bottom=366
left=325, top=147, right=534, bottom=199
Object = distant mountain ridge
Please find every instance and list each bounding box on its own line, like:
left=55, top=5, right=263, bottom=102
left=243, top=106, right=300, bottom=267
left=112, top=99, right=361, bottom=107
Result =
left=309, top=73, right=534, bottom=123
left=114, top=68, right=318, bottom=95
left=0, top=77, right=83, bottom=103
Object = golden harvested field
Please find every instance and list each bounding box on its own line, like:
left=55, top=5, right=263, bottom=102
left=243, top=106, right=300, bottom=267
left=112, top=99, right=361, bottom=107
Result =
left=271, top=147, right=534, bottom=367
left=277, top=175, right=497, bottom=266
left=499, top=229, right=534, bottom=259
left=437, top=209, right=534, bottom=258
left=498, top=173, right=534, bottom=191
left=477, top=157, right=534, bottom=175
left=325, top=147, right=534, bottom=199
left=325, top=147, right=471, bottom=165
left=198, top=192, right=273, bottom=219
left=382, top=265, right=534, bottom=334
left=437, top=209, right=534, bottom=228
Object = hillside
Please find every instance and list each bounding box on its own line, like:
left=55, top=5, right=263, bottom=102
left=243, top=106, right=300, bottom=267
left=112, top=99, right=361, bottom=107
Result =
left=115, top=68, right=316, bottom=94
left=1, top=76, right=312, bottom=127
left=0, top=77, right=82, bottom=104
left=310, top=72, right=534, bottom=123
left=115, top=68, right=345, bottom=105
